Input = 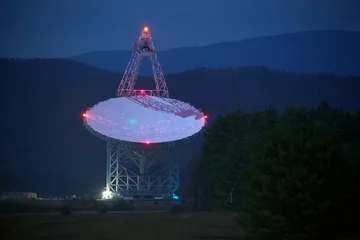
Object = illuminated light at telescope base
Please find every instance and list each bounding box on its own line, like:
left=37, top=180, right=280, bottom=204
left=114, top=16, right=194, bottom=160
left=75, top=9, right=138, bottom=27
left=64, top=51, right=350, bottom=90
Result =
left=102, top=190, right=113, bottom=199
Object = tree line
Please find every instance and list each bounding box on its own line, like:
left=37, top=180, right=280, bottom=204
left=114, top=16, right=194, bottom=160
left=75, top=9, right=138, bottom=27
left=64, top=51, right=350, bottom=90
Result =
left=187, top=101, right=360, bottom=240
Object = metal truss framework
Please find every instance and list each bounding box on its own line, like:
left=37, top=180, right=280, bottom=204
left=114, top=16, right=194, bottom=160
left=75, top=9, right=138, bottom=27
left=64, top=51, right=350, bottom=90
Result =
left=117, top=27, right=169, bottom=98
left=84, top=26, right=207, bottom=199
left=105, top=141, right=179, bottom=198
left=127, top=94, right=205, bottom=119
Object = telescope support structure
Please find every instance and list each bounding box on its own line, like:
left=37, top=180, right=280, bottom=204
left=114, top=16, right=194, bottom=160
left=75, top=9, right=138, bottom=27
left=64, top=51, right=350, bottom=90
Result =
left=103, top=26, right=179, bottom=199
left=105, top=141, right=180, bottom=199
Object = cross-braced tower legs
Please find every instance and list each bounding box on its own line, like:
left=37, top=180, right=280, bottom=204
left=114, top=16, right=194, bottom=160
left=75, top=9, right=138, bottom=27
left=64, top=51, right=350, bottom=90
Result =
left=105, top=141, right=179, bottom=199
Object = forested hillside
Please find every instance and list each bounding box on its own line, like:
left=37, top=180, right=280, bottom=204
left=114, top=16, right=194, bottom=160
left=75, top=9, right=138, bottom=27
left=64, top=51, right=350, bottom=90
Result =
left=0, top=58, right=359, bottom=195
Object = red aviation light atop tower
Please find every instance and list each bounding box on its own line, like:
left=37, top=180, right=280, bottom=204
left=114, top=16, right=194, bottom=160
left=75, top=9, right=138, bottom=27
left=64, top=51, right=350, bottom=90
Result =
left=116, top=26, right=169, bottom=98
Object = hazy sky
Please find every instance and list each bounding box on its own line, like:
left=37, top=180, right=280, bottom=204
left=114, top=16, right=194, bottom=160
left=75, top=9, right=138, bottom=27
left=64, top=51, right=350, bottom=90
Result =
left=1, top=0, right=359, bottom=58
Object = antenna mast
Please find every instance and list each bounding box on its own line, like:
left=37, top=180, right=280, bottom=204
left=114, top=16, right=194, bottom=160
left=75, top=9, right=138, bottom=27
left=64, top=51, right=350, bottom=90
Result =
left=117, top=26, right=169, bottom=98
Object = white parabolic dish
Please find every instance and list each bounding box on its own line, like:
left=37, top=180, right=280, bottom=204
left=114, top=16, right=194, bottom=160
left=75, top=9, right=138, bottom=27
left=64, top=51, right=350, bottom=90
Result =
left=84, top=95, right=206, bottom=144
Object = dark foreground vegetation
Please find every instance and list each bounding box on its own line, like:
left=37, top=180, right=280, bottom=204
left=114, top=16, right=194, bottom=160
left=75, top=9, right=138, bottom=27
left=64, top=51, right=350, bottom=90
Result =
left=0, top=199, right=134, bottom=214
left=0, top=198, right=193, bottom=215
left=187, top=102, right=360, bottom=239
left=1, top=211, right=242, bottom=240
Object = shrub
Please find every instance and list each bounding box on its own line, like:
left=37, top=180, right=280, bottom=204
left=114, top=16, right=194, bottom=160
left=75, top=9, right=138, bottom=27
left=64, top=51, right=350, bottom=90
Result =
left=60, top=205, right=71, bottom=215
left=112, top=200, right=134, bottom=211
left=0, top=200, right=53, bottom=214
left=97, top=203, right=107, bottom=213
left=169, top=204, right=191, bottom=213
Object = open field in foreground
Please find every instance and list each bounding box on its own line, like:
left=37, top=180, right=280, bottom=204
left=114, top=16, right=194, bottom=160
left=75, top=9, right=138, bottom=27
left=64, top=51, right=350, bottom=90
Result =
left=1, top=211, right=243, bottom=240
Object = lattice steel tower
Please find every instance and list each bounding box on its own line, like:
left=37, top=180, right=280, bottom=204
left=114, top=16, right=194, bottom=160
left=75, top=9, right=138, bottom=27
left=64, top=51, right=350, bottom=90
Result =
left=104, top=26, right=179, bottom=200
left=117, top=26, right=168, bottom=98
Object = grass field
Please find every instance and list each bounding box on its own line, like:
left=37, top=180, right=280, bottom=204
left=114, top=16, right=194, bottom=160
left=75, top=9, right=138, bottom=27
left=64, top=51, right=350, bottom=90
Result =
left=1, top=211, right=243, bottom=240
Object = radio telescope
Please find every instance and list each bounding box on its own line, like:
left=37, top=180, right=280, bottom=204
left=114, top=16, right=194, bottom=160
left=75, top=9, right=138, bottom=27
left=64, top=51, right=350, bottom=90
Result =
left=83, top=26, right=207, bottom=199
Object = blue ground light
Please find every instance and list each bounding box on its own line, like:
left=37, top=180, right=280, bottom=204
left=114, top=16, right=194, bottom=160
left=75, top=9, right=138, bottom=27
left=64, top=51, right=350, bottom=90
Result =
left=172, top=194, right=179, bottom=200
left=129, top=119, right=137, bottom=124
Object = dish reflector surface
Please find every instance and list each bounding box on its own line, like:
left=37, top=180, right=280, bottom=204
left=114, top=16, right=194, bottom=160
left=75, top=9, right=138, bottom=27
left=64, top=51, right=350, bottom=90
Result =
left=84, top=96, right=205, bottom=143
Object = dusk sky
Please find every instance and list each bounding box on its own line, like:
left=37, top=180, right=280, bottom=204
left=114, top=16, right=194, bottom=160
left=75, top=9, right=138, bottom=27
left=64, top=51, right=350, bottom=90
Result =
left=1, top=0, right=359, bottom=58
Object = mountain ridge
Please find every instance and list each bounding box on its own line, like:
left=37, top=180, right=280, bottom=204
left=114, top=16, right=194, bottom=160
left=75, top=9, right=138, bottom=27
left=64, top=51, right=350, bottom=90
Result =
left=69, top=30, right=360, bottom=76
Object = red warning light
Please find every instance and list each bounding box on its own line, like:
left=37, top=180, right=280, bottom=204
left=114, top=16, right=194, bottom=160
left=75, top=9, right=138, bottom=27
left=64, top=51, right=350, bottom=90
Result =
left=140, top=90, right=145, bottom=94
left=145, top=141, right=151, bottom=145
left=204, top=115, right=208, bottom=119
left=82, top=113, right=87, bottom=118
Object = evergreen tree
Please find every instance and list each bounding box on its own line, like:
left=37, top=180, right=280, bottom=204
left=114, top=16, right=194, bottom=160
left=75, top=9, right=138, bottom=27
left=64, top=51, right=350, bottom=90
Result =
left=193, top=108, right=279, bottom=210
left=189, top=102, right=360, bottom=239
left=238, top=123, right=358, bottom=239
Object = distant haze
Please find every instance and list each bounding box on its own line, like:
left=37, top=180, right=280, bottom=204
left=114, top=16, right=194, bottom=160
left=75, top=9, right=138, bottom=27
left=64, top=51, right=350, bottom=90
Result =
left=1, top=0, right=359, bottom=58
